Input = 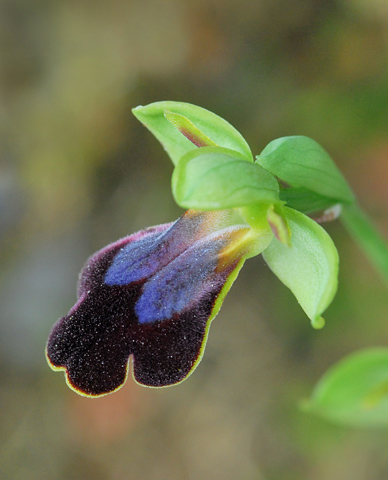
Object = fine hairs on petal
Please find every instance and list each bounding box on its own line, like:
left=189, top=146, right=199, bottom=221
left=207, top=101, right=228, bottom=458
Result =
left=46, top=210, right=256, bottom=395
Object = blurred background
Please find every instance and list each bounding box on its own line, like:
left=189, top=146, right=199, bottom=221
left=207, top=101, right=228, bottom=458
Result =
left=1, top=0, right=388, bottom=479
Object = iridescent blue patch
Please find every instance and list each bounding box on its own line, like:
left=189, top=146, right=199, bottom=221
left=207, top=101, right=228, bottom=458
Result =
left=135, top=237, right=224, bottom=324
left=104, top=227, right=170, bottom=286
left=104, top=212, right=211, bottom=286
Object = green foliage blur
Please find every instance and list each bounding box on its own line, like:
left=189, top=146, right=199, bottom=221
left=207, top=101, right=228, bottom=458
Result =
left=1, top=1, right=388, bottom=479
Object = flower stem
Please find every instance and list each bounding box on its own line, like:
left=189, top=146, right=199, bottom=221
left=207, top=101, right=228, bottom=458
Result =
left=340, top=203, right=388, bottom=287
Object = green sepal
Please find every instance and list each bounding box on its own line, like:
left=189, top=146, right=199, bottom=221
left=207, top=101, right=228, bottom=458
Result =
left=172, top=146, right=280, bottom=210
left=256, top=136, right=355, bottom=206
left=132, top=101, right=253, bottom=165
left=280, top=187, right=337, bottom=214
left=262, top=207, right=339, bottom=328
left=304, top=348, right=388, bottom=427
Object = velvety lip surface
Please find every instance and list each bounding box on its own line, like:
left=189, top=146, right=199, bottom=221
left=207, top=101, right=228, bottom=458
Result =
left=46, top=210, right=250, bottom=397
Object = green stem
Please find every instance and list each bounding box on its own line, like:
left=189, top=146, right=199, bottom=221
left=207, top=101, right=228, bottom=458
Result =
left=340, top=203, right=388, bottom=287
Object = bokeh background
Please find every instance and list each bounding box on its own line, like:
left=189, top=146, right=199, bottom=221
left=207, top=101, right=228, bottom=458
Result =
left=1, top=0, right=388, bottom=479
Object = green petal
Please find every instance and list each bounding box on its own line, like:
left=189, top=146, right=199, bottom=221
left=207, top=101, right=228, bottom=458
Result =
left=256, top=136, right=354, bottom=205
left=132, top=101, right=253, bottom=165
left=262, top=207, right=339, bottom=328
left=304, top=348, right=388, bottom=427
left=164, top=110, right=218, bottom=148
left=172, top=146, right=280, bottom=210
left=266, top=205, right=292, bottom=247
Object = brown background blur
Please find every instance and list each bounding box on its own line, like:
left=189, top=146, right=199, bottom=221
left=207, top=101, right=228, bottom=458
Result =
left=1, top=1, right=388, bottom=479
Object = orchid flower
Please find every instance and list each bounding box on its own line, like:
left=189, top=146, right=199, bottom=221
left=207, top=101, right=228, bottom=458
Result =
left=47, top=101, right=350, bottom=397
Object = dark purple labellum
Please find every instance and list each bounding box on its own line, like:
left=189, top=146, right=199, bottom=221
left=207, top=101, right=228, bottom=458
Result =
left=46, top=210, right=250, bottom=397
